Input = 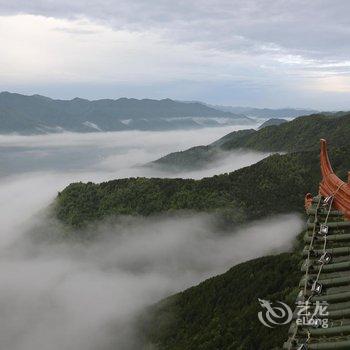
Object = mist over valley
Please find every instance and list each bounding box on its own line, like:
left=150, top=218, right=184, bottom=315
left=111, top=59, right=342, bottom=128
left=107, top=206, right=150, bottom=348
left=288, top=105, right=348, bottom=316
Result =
left=0, top=125, right=302, bottom=350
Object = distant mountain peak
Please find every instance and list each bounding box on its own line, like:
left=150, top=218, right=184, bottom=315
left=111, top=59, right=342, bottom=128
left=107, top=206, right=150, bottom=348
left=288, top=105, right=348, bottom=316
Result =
left=71, top=97, right=89, bottom=103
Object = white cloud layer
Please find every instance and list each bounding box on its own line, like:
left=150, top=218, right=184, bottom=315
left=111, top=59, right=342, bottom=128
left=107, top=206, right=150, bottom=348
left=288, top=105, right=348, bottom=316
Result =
left=0, top=178, right=303, bottom=350
left=0, top=127, right=304, bottom=349
left=0, top=125, right=269, bottom=179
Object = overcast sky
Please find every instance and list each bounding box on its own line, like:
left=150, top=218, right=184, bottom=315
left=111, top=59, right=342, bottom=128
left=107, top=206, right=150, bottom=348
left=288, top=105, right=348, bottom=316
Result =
left=0, top=0, right=350, bottom=109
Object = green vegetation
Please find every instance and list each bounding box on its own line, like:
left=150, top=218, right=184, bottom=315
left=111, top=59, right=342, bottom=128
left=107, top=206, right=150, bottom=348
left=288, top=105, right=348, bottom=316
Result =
left=150, top=145, right=222, bottom=171
left=140, top=253, right=301, bottom=350
left=152, top=129, right=256, bottom=171
left=221, top=113, right=350, bottom=152
left=152, top=113, right=350, bottom=171
left=55, top=146, right=350, bottom=227
left=258, top=118, right=287, bottom=129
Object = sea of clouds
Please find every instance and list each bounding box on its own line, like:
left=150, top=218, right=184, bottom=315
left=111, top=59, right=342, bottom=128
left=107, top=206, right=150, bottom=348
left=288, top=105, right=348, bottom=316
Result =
left=0, top=126, right=304, bottom=350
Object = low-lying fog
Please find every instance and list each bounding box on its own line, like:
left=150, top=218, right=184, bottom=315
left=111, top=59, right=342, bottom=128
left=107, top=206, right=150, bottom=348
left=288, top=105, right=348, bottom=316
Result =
left=0, top=126, right=303, bottom=350
left=0, top=125, right=268, bottom=179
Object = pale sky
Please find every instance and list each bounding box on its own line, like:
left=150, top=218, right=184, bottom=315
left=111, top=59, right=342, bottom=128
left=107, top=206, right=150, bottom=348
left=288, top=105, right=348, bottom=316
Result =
left=1, top=0, right=350, bottom=109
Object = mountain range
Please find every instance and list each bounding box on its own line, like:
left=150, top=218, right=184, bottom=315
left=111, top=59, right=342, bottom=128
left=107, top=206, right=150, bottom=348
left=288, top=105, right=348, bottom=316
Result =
left=0, top=92, right=320, bottom=134
left=0, top=92, right=252, bottom=134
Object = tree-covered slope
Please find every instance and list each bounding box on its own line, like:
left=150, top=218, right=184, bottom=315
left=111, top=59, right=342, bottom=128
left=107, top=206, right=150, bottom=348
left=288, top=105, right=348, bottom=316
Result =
left=258, top=118, right=287, bottom=129
left=140, top=253, right=300, bottom=350
left=220, top=113, right=350, bottom=152
left=55, top=146, right=350, bottom=228
left=152, top=129, right=256, bottom=171
left=150, top=145, right=222, bottom=171
left=151, top=113, right=350, bottom=170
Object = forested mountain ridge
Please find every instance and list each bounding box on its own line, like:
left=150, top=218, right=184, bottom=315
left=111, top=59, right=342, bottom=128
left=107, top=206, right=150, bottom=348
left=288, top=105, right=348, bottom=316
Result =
left=55, top=146, right=350, bottom=228
left=0, top=92, right=251, bottom=134
left=220, top=113, right=350, bottom=152
left=151, top=113, right=350, bottom=171
left=258, top=118, right=287, bottom=129
left=150, top=129, right=256, bottom=171
left=210, top=105, right=317, bottom=118
left=140, top=253, right=301, bottom=350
